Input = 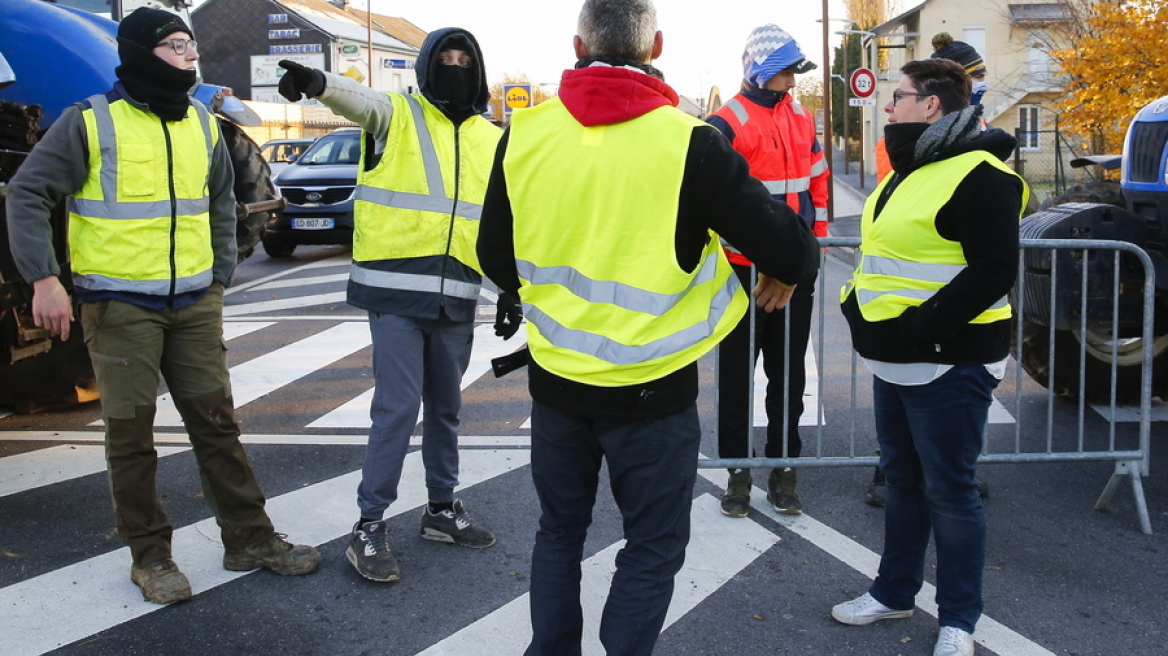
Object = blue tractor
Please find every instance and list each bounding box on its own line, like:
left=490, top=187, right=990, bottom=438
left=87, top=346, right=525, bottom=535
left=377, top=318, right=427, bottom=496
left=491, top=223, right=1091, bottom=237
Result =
left=1015, top=95, right=1168, bottom=404
left=0, top=0, right=280, bottom=412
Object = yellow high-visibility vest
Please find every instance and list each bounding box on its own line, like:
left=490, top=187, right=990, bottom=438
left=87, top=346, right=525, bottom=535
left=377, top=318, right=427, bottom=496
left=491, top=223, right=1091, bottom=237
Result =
left=843, top=150, right=1028, bottom=323
left=70, top=93, right=217, bottom=295
left=350, top=93, right=500, bottom=304
left=505, top=97, right=747, bottom=386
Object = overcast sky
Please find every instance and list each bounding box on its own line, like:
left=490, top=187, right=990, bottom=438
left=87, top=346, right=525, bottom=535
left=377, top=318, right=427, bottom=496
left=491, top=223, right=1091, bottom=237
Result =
left=371, top=0, right=851, bottom=98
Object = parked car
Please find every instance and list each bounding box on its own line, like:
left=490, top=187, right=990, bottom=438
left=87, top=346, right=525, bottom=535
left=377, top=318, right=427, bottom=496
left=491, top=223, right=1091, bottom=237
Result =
left=264, top=128, right=360, bottom=257
left=259, top=137, right=316, bottom=178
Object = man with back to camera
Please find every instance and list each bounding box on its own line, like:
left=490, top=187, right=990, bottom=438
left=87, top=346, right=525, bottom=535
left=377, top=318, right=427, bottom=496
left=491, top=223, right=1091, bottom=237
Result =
left=831, top=58, right=1027, bottom=656
left=6, top=7, right=322, bottom=605
left=707, top=23, right=827, bottom=518
left=477, top=1, right=819, bottom=653
left=277, top=28, right=510, bottom=583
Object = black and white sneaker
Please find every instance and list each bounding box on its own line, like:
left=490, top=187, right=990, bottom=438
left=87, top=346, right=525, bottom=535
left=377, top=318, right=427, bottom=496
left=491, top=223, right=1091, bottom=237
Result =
left=419, top=499, right=496, bottom=548
left=346, top=520, right=400, bottom=582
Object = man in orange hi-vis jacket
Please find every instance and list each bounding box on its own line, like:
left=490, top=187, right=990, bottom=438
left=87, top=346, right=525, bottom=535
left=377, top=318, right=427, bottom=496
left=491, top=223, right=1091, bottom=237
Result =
left=707, top=23, right=827, bottom=518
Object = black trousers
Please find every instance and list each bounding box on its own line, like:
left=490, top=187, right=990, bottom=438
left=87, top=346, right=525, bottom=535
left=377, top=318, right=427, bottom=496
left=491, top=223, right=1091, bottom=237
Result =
left=716, top=262, right=814, bottom=462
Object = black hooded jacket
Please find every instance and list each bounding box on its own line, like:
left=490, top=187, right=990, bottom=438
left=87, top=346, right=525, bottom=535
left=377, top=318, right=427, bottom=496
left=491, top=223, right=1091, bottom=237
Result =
left=842, top=125, right=1024, bottom=364
left=416, top=27, right=490, bottom=123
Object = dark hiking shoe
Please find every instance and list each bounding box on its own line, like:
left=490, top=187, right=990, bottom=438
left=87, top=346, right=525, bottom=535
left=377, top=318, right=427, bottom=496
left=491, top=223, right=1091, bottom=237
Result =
left=346, top=520, right=400, bottom=582
left=420, top=499, right=496, bottom=548
left=720, top=469, right=753, bottom=517
left=131, top=558, right=192, bottom=605
left=223, top=533, right=321, bottom=576
left=768, top=467, right=803, bottom=515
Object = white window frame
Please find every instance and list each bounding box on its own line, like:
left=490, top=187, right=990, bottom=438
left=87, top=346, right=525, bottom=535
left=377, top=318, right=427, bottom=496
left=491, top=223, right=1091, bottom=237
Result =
left=1018, top=105, right=1041, bottom=152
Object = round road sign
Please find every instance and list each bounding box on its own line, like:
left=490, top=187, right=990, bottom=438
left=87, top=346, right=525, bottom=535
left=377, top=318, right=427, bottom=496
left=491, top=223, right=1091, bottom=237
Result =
left=849, top=68, right=876, bottom=98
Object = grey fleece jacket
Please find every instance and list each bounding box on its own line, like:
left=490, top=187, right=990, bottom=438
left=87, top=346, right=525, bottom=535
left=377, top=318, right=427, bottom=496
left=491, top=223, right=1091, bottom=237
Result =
left=6, top=85, right=238, bottom=289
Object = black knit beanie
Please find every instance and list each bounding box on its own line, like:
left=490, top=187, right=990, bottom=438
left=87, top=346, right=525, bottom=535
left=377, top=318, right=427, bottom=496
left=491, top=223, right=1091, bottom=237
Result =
left=115, top=7, right=197, bottom=121
left=118, top=7, right=192, bottom=51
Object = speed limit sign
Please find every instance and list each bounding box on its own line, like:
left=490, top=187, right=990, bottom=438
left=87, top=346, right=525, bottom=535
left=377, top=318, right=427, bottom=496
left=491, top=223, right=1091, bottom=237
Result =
left=849, top=68, right=876, bottom=98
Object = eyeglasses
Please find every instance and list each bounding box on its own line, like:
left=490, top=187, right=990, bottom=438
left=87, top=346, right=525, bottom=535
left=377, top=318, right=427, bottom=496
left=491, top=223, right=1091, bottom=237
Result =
left=155, top=38, right=198, bottom=55
left=892, top=90, right=931, bottom=106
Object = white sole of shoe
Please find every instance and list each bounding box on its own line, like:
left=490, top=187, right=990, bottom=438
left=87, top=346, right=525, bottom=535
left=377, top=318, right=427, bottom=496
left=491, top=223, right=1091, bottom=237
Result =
left=831, top=606, right=914, bottom=626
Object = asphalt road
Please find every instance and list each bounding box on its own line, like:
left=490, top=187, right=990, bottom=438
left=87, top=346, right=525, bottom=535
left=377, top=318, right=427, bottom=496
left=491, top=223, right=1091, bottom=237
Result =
left=1, top=242, right=1166, bottom=656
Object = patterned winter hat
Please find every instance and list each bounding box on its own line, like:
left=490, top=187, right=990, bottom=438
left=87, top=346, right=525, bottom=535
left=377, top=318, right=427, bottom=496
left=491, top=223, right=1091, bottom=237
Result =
left=742, top=24, right=816, bottom=88
left=930, top=32, right=986, bottom=78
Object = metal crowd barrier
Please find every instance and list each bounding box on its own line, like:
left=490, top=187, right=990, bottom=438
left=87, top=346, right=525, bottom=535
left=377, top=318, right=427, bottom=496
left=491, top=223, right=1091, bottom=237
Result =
left=698, top=237, right=1155, bottom=535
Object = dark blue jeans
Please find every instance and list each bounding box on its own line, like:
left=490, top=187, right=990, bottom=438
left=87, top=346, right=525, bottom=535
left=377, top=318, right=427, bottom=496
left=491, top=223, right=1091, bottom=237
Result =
left=525, top=401, right=700, bottom=656
left=868, top=365, right=997, bottom=634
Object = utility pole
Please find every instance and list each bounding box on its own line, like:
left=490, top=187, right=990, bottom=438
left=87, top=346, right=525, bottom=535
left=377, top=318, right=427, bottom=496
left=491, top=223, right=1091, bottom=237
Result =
left=819, top=0, right=834, bottom=223
left=366, top=2, right=373, bottom=87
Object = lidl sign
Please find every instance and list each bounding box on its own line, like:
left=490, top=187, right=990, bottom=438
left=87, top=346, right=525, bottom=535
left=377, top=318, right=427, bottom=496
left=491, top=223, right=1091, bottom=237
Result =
left=503, top=84, right=532, bottom=114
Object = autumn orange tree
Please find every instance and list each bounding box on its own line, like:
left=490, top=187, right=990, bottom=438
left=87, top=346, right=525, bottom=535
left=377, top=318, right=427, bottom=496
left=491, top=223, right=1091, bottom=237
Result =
left=1052, top=0, right=1168, bottom=153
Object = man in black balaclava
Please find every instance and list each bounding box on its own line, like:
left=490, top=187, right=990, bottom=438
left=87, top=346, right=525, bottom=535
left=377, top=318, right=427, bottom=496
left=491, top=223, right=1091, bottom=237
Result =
left=115, top=6, right=199, bottom=121
left=6, top=6, right=323, bottom=606
left=277, top=30, right=505, bottom=584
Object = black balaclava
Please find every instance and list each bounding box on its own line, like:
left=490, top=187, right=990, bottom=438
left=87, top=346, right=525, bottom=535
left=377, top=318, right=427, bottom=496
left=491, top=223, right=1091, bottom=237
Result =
left=115, top=7, right=197, bottom=122
left=417, top=28, right=490, bottom=125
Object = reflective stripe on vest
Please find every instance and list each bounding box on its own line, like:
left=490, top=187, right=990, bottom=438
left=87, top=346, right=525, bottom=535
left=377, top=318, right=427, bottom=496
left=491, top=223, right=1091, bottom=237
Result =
left=69, top=96, right=213, bottom=220
left=349, top=263, right=480, bottom=300
left=69, top=93, right=216, bottom=295
left=505, top=98, right=746, bottom=385
left=845, top=150, right=1027, bottom=323
left=353, top=96, right=485, bottom=221
left=350, top=93, right=499, bottom=307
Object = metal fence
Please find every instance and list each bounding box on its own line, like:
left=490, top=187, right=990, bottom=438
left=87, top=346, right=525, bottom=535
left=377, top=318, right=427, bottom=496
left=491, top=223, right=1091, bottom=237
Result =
left=1012, top=128, right=1103, bottom=208
left=698, top=237, right=1155, bottom=535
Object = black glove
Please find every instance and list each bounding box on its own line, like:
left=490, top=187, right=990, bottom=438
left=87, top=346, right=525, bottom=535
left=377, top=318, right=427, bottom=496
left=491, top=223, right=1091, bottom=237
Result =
left=278, top=60, right=326, bottom=102
left=495, top=292, right=523, bottom=340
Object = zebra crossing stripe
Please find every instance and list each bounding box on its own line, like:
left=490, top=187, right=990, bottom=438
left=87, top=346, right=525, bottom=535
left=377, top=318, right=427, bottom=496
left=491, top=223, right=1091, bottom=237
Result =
left=151, top=322, right=372, bottom=427
left=222, top=291, right=350, bottom=317
left=308, top=324, right=527, bottom=429
left=416, top=493, right=779, bottom=655
left=0, top=448, right=529, bottom=656
left=0, top=445, right=190, bottom=498
left=221, top=321, right=274, bottom=341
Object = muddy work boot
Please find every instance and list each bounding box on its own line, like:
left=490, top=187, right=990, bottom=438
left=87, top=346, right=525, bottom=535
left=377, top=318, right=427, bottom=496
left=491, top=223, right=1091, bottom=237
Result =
left=720, top=469, right=753, bottom=518
left=767, top=467, right=803, bottom=515
left=131, top=558, right=192, bottom=605
left=223, top=533, right=322, bottom=576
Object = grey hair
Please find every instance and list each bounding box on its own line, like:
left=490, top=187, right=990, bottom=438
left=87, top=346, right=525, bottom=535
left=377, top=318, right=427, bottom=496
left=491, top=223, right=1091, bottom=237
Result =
left=577, top=0, right=657, bottom=61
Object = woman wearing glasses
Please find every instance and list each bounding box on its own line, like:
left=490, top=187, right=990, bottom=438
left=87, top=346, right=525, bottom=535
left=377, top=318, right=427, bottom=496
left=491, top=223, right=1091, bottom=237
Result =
left=831, top=58, right=1028, bottom=656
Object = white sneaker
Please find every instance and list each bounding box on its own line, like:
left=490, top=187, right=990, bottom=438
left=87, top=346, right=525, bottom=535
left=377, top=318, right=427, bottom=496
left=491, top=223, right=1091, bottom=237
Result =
left=934, top=626, right=974, bottom=656
left=831, top=592, right=914, bottom=626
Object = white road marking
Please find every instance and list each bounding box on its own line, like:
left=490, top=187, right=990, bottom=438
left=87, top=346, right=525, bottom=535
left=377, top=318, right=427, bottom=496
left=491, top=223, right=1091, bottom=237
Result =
left=224, top=256, right=349, bottom=296
left=222, top=291, right=349, bottom=317
left=0, top=445, right=189, bottom=497
left=695, top=469, right=1055, bottom=656
left=0, top=432, right=530, bottom=448
left=146, top=322, right=372, bottom=427
left=0, top=448, right=530, bottom=656
left=248, top=272, right=349, bottom=291
left=1090, top=397, right=1168, bottom=422
left=308, top=324, right=526, bottom=429
left=221, top=321, right=274, bottom=341
left=417, top=493, right=779, bottom=656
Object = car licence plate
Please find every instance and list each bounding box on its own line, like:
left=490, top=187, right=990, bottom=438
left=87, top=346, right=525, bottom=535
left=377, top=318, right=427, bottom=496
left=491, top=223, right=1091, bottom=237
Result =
left=292, top=218, right=335, bottom=230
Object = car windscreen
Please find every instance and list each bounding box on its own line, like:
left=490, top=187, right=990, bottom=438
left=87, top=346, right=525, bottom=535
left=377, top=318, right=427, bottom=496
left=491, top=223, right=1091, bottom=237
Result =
left=298, top=134, right=360, bottom=165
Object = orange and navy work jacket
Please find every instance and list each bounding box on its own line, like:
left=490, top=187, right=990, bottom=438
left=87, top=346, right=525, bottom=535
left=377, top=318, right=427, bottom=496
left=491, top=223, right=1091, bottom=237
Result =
left=709, top=91, right=829, bottom=265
